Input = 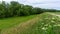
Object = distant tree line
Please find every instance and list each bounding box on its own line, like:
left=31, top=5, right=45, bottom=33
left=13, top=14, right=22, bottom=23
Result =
left=0, top=1, right=60, bottom=18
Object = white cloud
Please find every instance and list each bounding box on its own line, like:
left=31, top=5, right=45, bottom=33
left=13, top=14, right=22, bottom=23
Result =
left=18, top=0, right=60, bottom=10
left=0, top=0, right=60, bottom=10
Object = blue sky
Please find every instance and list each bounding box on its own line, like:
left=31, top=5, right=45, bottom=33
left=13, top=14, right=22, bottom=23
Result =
left=0, top=0, right=60, bottom=10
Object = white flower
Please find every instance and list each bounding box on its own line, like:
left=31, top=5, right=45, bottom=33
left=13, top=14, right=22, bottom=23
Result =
left=42, top=27, right=47, bottom=30
left=54, top=24, right=60, bottom=26
left=52, top=18, right=55, bottom=19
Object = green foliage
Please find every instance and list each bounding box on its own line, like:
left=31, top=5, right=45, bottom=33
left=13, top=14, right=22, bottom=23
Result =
left=0, top=1, right=44, bottom=18
left=32, top=7, right=43, bottom=14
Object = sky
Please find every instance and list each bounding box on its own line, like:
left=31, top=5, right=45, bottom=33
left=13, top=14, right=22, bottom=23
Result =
left=0, top=0, right=60, bottom=10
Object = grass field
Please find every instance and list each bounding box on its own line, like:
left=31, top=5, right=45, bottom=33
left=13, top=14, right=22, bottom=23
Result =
left=16, top=12, right=60, bottom=34
left=1, top=12, right=60, bottom=34
left=0, top=15, right=38, bottom=30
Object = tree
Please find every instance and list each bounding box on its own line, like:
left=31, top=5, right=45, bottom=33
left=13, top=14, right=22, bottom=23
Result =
left=0, top=1, right=44, bottom=18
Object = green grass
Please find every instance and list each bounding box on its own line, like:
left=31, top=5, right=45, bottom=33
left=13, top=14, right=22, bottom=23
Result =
left=0, top=15, right=37, bottom=29
left=19, top=12, right=60, bottom=34
left=1, top=12, right=60, bottom=34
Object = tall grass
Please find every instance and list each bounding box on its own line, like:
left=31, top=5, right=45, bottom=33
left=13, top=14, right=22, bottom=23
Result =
left=18, top=13, right=60, bottom=34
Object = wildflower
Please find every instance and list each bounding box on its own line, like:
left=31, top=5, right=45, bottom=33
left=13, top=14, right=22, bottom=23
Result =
left=52, top=18, right=55, bottom=19
left=42, top=27, right=47, bottom=30
left=54, top=24, right=60, bottom=26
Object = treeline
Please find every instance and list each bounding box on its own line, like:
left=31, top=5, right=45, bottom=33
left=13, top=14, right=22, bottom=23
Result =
left=0, top=1, right=44, bottom=18
left=0, top=1, right=60, bottom=18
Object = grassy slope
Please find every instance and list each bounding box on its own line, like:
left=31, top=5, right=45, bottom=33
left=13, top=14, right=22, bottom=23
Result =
left=1, top=12, right=60, bottom=34
left=26, top=13, right=60, bottom=34
left=16, top=12, right=60, bottom=34
left=1, top=14, right=40, bottom=34
left=0, top=15, right=37, bottom=29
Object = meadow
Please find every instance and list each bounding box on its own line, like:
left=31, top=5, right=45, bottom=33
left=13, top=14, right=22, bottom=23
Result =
left=1, top=12, right=60, bottom=34
left=17, top=12, right=60, bottom=34
left=0, top=15, right=37, bottom=30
